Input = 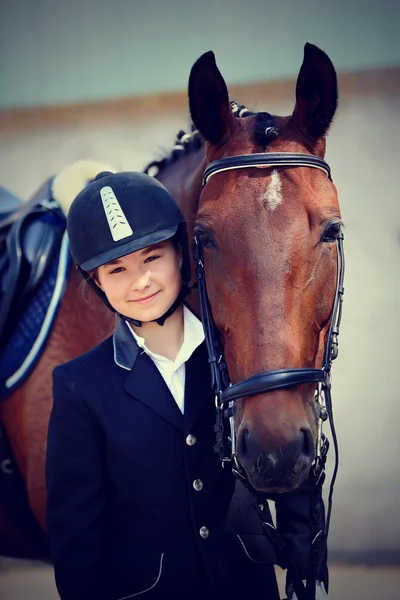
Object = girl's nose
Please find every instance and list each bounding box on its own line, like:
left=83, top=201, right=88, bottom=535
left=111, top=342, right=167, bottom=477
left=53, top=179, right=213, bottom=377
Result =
left=133, top=270, right=151, bottom=291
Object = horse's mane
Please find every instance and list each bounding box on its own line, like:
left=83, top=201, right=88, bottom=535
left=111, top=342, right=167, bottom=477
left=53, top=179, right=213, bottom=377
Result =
left=143, top=101, right=278, bottom=177
left=49, top=104, right=278, bottom=215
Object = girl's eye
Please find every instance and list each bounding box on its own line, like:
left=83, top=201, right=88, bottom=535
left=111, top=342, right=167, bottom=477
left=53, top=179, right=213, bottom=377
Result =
left=109, top=267, right=125, bottom=274
left=145, top=255, right=160, bottom=263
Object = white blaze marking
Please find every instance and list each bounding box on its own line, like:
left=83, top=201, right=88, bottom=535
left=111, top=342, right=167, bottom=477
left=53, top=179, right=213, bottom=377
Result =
left=262, top=169, right=283, bottom=211
left=100, top=186, right=133, bottom=241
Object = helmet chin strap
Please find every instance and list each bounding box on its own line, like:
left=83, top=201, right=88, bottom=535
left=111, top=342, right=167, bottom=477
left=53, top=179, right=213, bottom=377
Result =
left=79, top=267, right=191, bottom=327
left=124, top=284, right=191, bottom=327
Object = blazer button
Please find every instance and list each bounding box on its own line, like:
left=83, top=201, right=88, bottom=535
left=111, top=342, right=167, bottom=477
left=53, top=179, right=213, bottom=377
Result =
left=186, top=434, right=197, bottom=446
left=199, top=526, right=209, bottom=539
left=193, top=479, right=203, bottom=491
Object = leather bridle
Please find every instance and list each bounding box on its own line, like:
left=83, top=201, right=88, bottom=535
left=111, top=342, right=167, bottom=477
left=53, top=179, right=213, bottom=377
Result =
left=194, top=152, right=345, bottom=600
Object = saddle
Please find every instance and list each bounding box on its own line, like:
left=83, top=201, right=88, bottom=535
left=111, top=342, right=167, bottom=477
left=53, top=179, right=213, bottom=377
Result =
left=0, top=180, right=66, bottom=353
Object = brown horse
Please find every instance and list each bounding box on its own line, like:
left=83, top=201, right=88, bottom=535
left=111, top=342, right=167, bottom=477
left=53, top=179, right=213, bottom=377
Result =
left=155, top=42, right=341, bottom=495
left=0, top=42, right=341, bottom=558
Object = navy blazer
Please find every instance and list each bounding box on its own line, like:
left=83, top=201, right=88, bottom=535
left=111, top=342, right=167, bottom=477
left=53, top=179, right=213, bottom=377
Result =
left=46, top=317, right=325, bottom=600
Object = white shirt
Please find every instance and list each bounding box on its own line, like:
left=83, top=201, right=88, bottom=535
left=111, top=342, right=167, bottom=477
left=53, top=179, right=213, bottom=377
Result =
left=127, top=306, right=205, bottom=414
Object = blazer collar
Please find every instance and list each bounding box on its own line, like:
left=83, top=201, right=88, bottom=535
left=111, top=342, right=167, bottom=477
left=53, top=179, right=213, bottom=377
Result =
left=113, top=318, right=183, bottom=429
left=113, top=318, right=211, bottom=432
left=125, top=351, right=184, bottom=430
left=113, top=317, right=140, bottom=371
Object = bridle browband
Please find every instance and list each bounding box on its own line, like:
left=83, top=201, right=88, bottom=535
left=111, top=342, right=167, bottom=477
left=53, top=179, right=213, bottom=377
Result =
left=202, top=152, right=332, bottom=186
left=194, top=151, right=344, bottom=600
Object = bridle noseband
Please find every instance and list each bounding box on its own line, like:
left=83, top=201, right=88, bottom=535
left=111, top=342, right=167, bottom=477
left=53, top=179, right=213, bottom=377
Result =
left=194, top=151, right=344, bottom=600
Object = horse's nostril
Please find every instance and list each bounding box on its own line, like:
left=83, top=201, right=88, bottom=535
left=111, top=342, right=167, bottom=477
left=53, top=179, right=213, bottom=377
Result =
left=300, top=427, right=313, bottom=459
left=269, top=428, right=313, bottom=463
left=237, top=427, right=258, bottom=461
left=243, top=428, right=256, bottom=459
left=286, top=428, right=313, bottom=462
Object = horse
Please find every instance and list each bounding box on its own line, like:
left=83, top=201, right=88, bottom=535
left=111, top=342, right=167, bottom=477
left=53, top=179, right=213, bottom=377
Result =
left=153, top=42, right=342, bottom=496
left=0, top=42, right=342, bottom=561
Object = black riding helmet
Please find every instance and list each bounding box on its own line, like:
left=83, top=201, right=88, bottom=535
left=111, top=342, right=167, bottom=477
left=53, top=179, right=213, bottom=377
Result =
left=67, top=171, right=191, bottom=326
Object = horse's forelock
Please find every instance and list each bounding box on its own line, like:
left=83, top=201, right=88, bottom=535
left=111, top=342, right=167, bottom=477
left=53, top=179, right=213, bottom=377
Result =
left=253, top=112, right=279, bottom=147
left=143, top=103, right=279, bottom=178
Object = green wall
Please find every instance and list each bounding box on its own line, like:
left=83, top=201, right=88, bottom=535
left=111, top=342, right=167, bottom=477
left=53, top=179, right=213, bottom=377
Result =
left=1, top=0, right=399, bottom=109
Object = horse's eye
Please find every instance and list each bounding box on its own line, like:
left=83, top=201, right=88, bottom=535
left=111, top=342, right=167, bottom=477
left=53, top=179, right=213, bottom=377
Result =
left=194, top=228, right=217, bottom=250
left=322, top=222, right=342, bottom=243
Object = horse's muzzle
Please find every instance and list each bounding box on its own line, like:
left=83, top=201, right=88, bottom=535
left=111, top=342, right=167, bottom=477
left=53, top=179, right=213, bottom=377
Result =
left=236, top=424, right=315, bottom=493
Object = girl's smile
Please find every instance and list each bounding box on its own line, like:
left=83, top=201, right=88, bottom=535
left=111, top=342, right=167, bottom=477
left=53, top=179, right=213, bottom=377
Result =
left=131, top=291, right=161, bottom=304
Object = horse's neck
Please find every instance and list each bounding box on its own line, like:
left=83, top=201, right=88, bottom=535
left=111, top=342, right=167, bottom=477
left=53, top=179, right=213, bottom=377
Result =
left=67, top=266, right=115, bottom=349
left=157, top=146, right=205, bottom=230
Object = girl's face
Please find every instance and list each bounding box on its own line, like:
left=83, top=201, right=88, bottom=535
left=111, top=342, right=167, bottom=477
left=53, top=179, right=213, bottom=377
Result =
left=96, top=240, right=182, bottom=322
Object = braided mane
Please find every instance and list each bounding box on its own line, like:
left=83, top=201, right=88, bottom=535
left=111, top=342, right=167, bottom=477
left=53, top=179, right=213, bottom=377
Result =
left=143, top=102, right=278, bottom=177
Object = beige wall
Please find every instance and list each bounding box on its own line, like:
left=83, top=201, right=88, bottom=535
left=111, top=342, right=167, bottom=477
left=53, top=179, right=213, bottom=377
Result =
left=1, top=69, right=399, bottom=562
left=2, top=0, right=399, bottom=109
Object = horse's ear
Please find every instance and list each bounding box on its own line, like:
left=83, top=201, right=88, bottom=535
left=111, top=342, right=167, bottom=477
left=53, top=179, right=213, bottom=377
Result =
left=188, top=51, right=235, bottom=145
left=292, top=42, right=338, bottom=140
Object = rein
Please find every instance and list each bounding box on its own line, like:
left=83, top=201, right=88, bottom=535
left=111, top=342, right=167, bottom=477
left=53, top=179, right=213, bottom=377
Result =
left=194, top=152, right=344, bottom=600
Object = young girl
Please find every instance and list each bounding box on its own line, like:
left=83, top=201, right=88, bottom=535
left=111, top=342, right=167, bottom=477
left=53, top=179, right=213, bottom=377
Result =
left=46, top=171, right=326, bottom=600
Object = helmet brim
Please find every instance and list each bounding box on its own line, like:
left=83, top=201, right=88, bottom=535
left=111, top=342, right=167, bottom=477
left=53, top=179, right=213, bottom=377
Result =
left=80, top=225, right=179, bottom=271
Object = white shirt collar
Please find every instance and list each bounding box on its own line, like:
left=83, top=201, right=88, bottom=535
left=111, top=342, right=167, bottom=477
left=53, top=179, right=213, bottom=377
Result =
left=126, top=305, right=205, bottom=368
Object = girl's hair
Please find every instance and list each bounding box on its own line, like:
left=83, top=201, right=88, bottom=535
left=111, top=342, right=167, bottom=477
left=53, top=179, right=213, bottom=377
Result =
left=170, top=234, right=181, bottom=253
left=88, top=267, right=98, bottom=282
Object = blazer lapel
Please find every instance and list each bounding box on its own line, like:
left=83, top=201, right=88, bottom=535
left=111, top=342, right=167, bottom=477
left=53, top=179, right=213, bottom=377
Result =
left=124, top=351, right=183, bottom=430
left=183, top=342, right=214, bottom=434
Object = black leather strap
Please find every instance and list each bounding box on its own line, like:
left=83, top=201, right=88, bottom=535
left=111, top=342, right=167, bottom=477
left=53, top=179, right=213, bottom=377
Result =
left=202, top=153, right=332, bottom=187
left=220, top=368, right=327, bottom=405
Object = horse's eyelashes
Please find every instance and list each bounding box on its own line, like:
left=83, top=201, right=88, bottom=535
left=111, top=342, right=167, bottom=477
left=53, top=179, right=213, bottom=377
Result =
left=201, top=235, right=217, bottom=250
left=321, top=222, right=341, bottom=243
left=194, top=228, right=217, bottom=250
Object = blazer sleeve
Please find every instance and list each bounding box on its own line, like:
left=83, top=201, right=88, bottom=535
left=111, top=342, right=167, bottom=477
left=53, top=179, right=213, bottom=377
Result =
left=273, top=477, right=329, bottom=593
left=46, top=365, right=107, bottom=600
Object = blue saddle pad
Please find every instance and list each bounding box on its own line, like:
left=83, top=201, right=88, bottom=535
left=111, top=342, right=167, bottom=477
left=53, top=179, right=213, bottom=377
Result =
left=0, top=232, right=71, bottom=399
